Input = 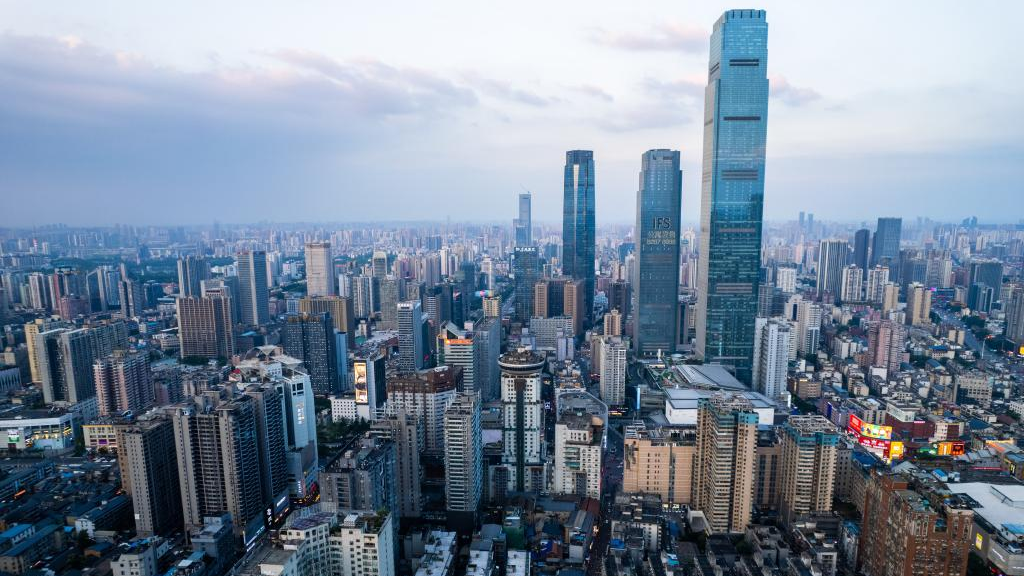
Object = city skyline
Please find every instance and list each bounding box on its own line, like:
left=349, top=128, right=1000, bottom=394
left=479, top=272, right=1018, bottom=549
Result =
left=2, top=2, right=1022, bottom=226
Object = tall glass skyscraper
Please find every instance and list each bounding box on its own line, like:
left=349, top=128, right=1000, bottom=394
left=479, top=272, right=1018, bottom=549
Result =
left=695, top=10, right=769, bottom=385
left=870, top=217, right=902, bottom=268
left=563, top=150, right=595, bottom=325
left=633, top=149, right=682, bottom=357
left=514, top=192, right=532, bottom=246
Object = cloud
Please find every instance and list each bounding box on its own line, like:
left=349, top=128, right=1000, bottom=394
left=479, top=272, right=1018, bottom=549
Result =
left=0, top=34, right=483, bottom=225
left=770, top=76, right=821, bottom=106
left=590, top=23, right=707, bottom=53
left=461, top=72, right=555, bottom=107
left=570, top=84, right=614, bottom=102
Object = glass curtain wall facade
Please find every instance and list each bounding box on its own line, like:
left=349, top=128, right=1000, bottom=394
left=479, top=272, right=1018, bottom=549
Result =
left=563, top=150, right=595, bottom=325
left=695, top=10, right=769, bottom=385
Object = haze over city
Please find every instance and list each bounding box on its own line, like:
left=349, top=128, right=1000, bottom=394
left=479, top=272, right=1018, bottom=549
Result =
left=2, top=1, right=1022, bottom=225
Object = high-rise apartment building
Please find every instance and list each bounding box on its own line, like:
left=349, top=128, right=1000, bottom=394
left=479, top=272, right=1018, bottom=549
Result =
left=840, top=265, right=863, bottom=302
left=603, top=308, right=622, bottom=336
left=397, top=300, right=425, bottom=372
left=177, top=256, right=211, bottom=298
left=870, top=218, right=902, bottom=268
left=752, top=318, right=790, bottom=400
left=514, top=192, right=532, bottom=247
left=775, top=266, right=797, bottom=294
left=500, top=349, right=546, bottom=492
left=320, top=436, right=396, bottom=514
left=35, top=321, right=130, bottom=404
left=482, top=296, right=501, bottom=319
left=176, top=295, right=235, bottom=360
left=563, top=150, right=595, bottom=325
left=623, top=424, right=696, bottom=505
left=283, top=312, right=340, bottom=395
left=633, top=149, right=682, bottom=357
left=237, top=250, right=270, bottom=326
left=905, top=282, right=932, bottom=327
left=778, top=415, right=838, bottom=525
left=1005, top=286, right=1024, bottom=346
left=370, top=410, right=423, bottom=519
left=694, top=393, right=758, bottom=533
left=444, top=393, right=483, bottom=518
left=817, top=239, right=850, bottom=299
left=695, top=10, right=770, bottom=385
left=378, top=276, right=401, bottom=330
left=331, top=512, right=396, bottom=576
left=795, top=300, right=822, bottom=356
left=859, top=472, right=973, bottom=576
left=304, top=241, right=335, bottom=297
left=867, top=320, right=907, bottom=373
left=114, top=416, right=182, bottom=537
left=93, top=349, right=153, bottom=417
left=172, top=397, right=268, bottom=544
left=387, top=365, right=461, bottom=456
left=865, top=266, right=890, bottom=304
left=512, top=247, right=539, bottom=324
left=598, top=336, right=627, bottom=406
left=552, top=409, right=603, bottom=499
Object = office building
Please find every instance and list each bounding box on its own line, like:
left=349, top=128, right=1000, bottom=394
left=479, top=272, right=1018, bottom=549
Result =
left=514, top=192, right=532, bottom=247
left=437, top=322, right=476, bottom=394
left=237, top=250, right=270, bottom=326
left=817, top=239, right=850, bottom=300
left=283, top=312, right=340, bottom=395
left=93, top=349, right=153, bottom=417
left=563, top=150, right=596, bottom=325
left=752, top=318, right=790, bottom=401
left=378, top=276, right=402, bottom=330
left=114, top=416, right=182, bottom=537
left=387, top=366, right=461, bottom=456
left=298, top=295, right=355, bottom=346
left=840, top=265, right=863, bottom=302
left=968, top=259, right=1003, bottom=295
left=500, top=349, right=546, bottom=492
left=371, top=411, right=423, bottom=519
left=870, top=218, right=902, bottom=268
left=552, top=408, right=603, bottom=499
left=353, top=351, right=387, bottom=420
left=695, top=10, right=770, bottom=385
left=472, top=317, right=501, bottom=401
left=852, top=228, right=871, bottom=276
left=118, top=278, right=146, bottom=318
left=304, top=241, right=335, bottom=297
left=859, top=472, right=973, bottom=576
left=779, top=415, right=838, bottom=525
left=623, top=424, right=695, bottom=505
left=599, top=336, right=627, bottom=406
left=512, top=247, right=539, bottom=324
left=633, top=149, right=682, bottom=356
left=444, top=393, right=483, bottom=518
left=905, top=282, right=932, bottom=327
left=397, top=300, right=426, bottom=372
left=171, top=396, right=268, bottom=545
left=694, top=392, right=758, bottom=533
left=176, top=295, right=235, bottom=360
left=177, top=256, right=210, bottom=298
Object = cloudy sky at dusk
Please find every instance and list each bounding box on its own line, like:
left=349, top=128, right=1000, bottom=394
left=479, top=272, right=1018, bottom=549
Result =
left=1, top=1, right=1021, bottom=226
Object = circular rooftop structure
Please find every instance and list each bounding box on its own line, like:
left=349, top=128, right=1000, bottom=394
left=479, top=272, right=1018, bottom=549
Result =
left=498, top=349, right=545, bottom=374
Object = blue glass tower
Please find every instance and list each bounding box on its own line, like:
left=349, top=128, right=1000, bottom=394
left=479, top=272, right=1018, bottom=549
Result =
left=695, top=10, right=769, bottom=385
left=633, top=149, right=682, bottom=357
left=870, top=217, right=902, bottom=268
left=563, top=150, right=595, bottom=324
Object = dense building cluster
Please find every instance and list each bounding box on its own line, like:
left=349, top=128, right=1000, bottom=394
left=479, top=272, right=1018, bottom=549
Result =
left=0, top=8, right=1021, bottom=576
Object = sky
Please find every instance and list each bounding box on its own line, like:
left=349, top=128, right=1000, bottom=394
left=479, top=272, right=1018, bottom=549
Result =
left=1, top=1, right=1022, bottom=227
